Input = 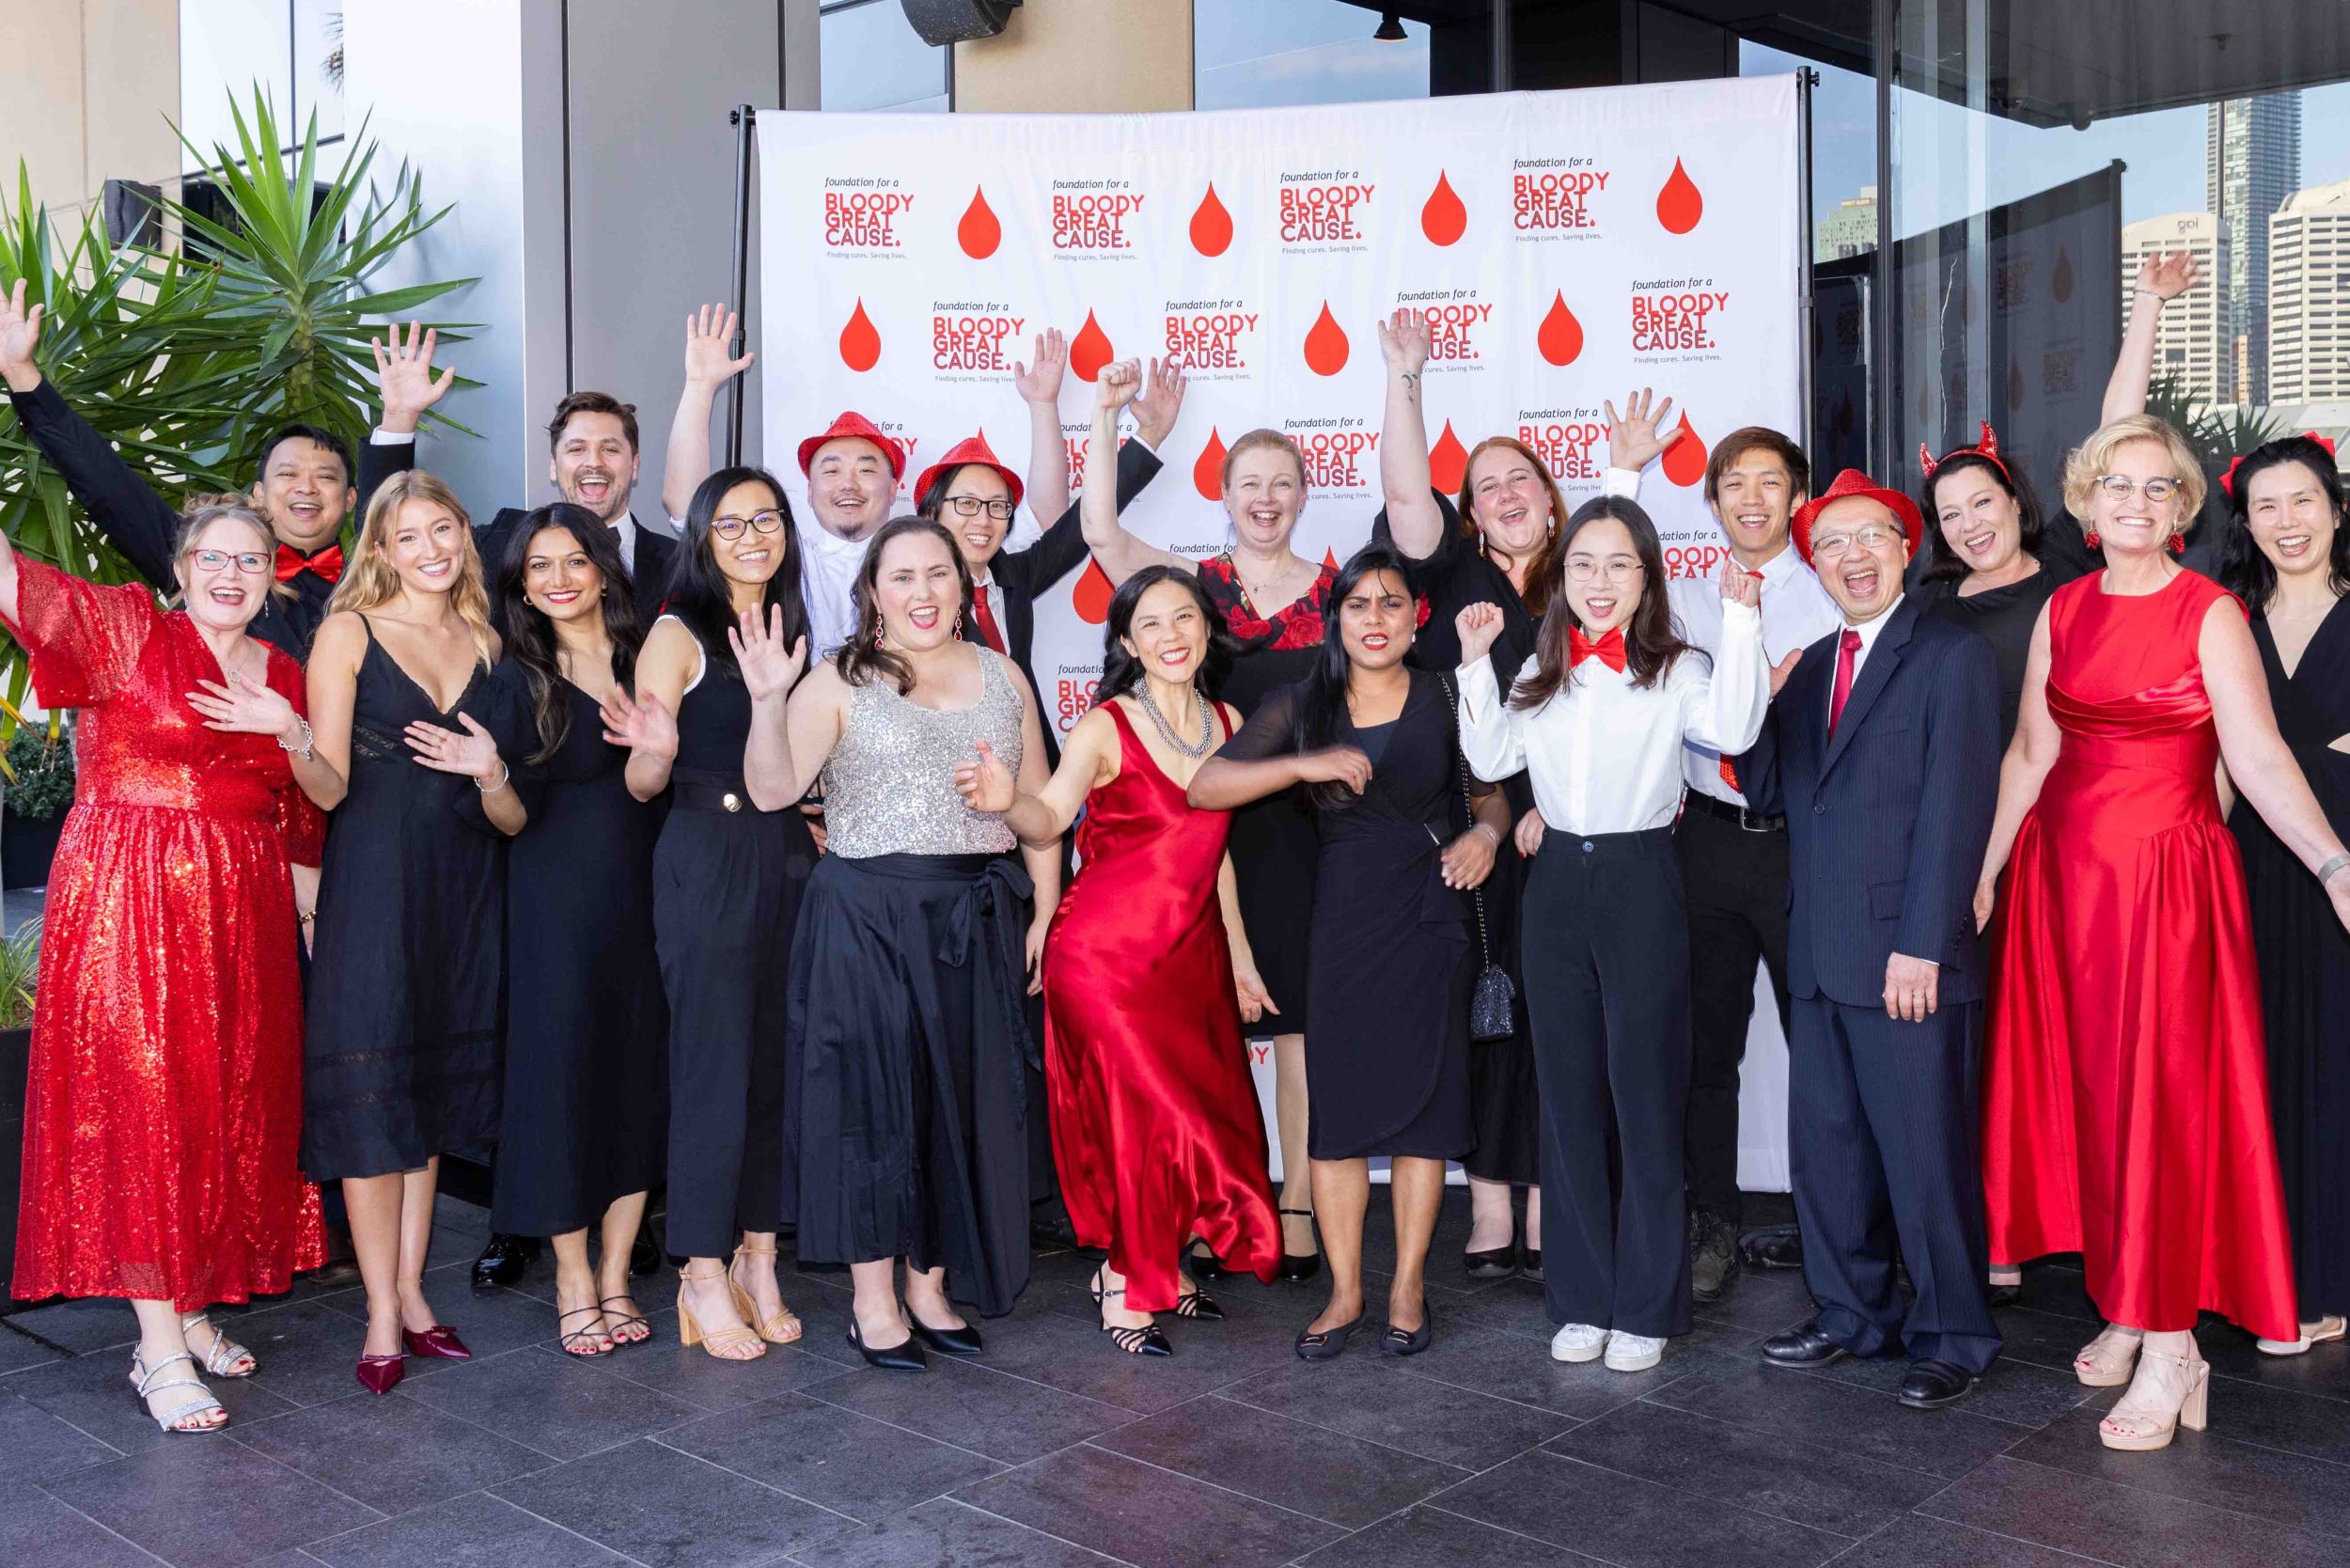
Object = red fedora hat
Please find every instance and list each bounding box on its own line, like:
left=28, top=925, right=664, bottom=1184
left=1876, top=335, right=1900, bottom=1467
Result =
left=797, top=411, right=905, bottom=478
left=912, top=432, right=1025, bottom=511
left=1791, top=468, right=1924, bottom=564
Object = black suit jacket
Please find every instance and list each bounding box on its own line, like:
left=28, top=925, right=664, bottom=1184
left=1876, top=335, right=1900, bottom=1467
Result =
left=1735, top=596, right=2001, bottom=1009
left=957, top=437, right=1162, bottom=677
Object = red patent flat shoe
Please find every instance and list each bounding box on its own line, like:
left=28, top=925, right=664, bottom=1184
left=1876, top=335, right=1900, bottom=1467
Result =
left=355, top=1353, right=405, bottom=1394
left=400, top=1325, right=472, bottom=1360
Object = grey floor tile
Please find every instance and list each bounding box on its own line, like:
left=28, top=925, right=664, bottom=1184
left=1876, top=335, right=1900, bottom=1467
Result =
left=3, top=1296, right=145, bottom=1357
left=303, top=1491, right=626, bottom=1567
left=39, top=1438, right=381, bottom=1568
left=0, top=1388, right=124, bottom=1480
left=576, top=1308, right=857, bottom=1411
left=952, top=1443, right=1342, bottom=1568
left=658, top=1389, right=1003, bottom=1523
left=398, top=1344, right=704, bottom=1459
left=1092, top=1393, right=1467, bottom=1529
left=1646, top=1354, right=2026, bottom=1479
left=1823, top=1513, right=2111, bottom=1566
left=1215, top=1352, right=1573, bottom=1469
left=10, top=1347, right=299, bottom=1457
left=230, top=1390, right=552, bottom=1515
left=1794, top=1349, right=2094, bottom=1431
left=234, top=1299, right=460, bottom=1410
left=800, top=1353, right=1137, bottom=1465
left=494, top=1435, right=854, bottom=1567
left=0, top=1478, right=164, bottom=1567
left=1434, top=1448, right=1849, bottom=1568
left=1676, top=1268, right=1824, bottom=1335
left=1990, top=1308, right=2110, bottom=1380
left=1294, top=1505, right=1595, bottom=1567
left=0, top=1320, right=70, bottom=1375
left=1547, top=1400, right=1949, bottom=1538
left=2175, top=1370, right=2350, bottom=1465
left=1386, top=1324, right=1711, bottom=1422
left=1438, top=1278, right=1564, bottom=1344
left=971, top=1306, right=1297, bottom=1415
left=2005, top=1408, right=2350, bottom=1540
left=2197, top=1329, right=2350, bottom=1404
left=790, top=1496, right=1130, bottom=1567
left=1920, top=1454, right=2346, bottom=1567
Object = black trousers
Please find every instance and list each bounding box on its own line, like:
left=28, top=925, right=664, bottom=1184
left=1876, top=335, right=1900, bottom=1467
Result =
left=1524, top=827, right=1692, bottom=1339
left=1672, top=804, right=1794, bottom=1225
left=1788, top=994, right=2000, bottom=1373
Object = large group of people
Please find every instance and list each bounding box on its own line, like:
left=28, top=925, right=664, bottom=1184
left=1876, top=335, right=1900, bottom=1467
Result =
left=4, top=247, right=2347, bottom=1458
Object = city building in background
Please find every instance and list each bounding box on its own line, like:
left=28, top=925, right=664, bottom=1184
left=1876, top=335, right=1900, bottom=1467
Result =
left=2268, top=177, right=2350, bottom=405
left=1816, top=185, right=1877, bottom=262
left=2123, top=212, right=2229, bottom=408
left=2207, top=92, right=2302, bottom=404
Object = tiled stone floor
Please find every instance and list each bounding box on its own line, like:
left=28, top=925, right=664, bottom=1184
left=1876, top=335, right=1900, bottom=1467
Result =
left=7, top=1190, right=2349, bottom=1567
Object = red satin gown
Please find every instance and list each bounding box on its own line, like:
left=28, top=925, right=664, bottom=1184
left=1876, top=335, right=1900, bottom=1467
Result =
left=9, top=560, right=325, bottom=1310
left=1042, top=700, right=1280, bottom=1312
left=1982, top=570, right=2296, bottom=1341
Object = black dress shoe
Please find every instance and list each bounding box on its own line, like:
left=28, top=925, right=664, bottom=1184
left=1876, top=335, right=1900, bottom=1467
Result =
left=1987, top=1282, right=2023, bottom=1309
left=1518, top=1246, right=1543, bottom=1283
left=847, top=1319, right=929, bottom=1372
left=628, top=1229, right=662, bottom=1279
left=1760, top=1318, right=1849, bottom=1368
left=1899, top=1358, right=1979, bottom=1408
left=471, top=1232, right=540, bottom=1290
left=1462, top=1245, right=1517, bottom=1280
left=1740, top=1224, right=1805, bottom=1271
left=901, top=1299, right=983, bottom=1356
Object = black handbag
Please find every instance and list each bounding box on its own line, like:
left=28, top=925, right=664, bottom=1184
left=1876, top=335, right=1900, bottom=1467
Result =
left=1438, top=674, right=1518, bottom=1043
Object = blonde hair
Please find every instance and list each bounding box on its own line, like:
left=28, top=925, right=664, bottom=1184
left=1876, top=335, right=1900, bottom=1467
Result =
left=1219, top=428, right=1308, bottom=494
left=175, top=495, right=294, bottom=604
left=330, top=470, right=496, bottom=666
left=2062, top=414, right=2206, bottom=535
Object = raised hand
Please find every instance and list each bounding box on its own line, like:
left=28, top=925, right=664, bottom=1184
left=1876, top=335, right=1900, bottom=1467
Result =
left=371, top=321, right=456, bottom=431
left=683, top=303, right=755, bottom=388
left=952, top=739, right=1019, bottom=814
left=404, top=713, right=504, bottom=780
left=599, top=686, right=679, bottom=759
left=1455, top=602, right=1505, bottom=665
left=1012, top=327, right=1069, bottom=405
left=1233, top=956, right=1278, bottom=1024
left=1768, top=646, right=1803, bottom=698
left=1513, top=806, right=1546, bottom=858
left=1718, top=554, right=1761, bottom=608
left=1376, top=307, right=1432, bottom=375
left=728, top=604, right=807, bottom=702
left=1295, top=745, right=1373, bottom=795
left=2137, top=250, right=2200, bottom=302
left=0, top=278, right=43, bottom=389
left=186, top=667, right=299, bottom=739
left=1606, top=386, right=1677, bottom=473
left=1096, top=356, right=1143, bottom=413
left=1131, top=355, right=1189, bottom=447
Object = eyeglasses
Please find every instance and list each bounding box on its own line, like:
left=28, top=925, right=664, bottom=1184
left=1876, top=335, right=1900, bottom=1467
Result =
left=711, top=510, right=786, bottom=541
left=188, top=549, right=271, bottom=574
left=1564, top=558, right=1644, bottom=584
left=2093, top=475, right=2182, bottom=504
left=943, top=495, right=1016, bottom=522
left=1809, top=524, right=1904, bottom=560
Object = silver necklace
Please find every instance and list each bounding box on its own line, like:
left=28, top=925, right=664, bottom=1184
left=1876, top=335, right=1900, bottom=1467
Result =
left=1136, top=685, right=1214, bottom=759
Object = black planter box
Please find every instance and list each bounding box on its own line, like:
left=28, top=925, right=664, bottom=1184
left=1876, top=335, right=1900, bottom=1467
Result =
left=0, top=1024, right=26, bottom=1305
left=1, top=810, right=61, bottom=891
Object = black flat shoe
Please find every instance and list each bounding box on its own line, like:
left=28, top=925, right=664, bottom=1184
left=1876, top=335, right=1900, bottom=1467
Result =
left=1380, top=1302, right=1434, bottom=1357
left=1463, top=1245, right=1517, bottom=1279
left=1760, top=1318, right=1849, bottom=1368
left=1987, top=1282, right=2023, bottom=1309
left=628, top=1229, right=662, bottom=1279
left=1899, top=1357, right=1980, bottom=1409
left=847, top=1319, right=928, bottom=1372
left=1518, top=1246, right=1543, bottom=1283
left=901, top=1300, right=982, bottom=1356
left=471, top=1232, right=540, bottom=1291
left=1277, top=1207, right=1322, bottom=1282
left=1295, top=1315, right=1364, bottom=1360
left=1739, top=1224, right=1804, bottom=1271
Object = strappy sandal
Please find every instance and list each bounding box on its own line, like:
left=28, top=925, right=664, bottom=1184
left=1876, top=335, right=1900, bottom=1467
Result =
left=728, top=1242, right=803, bottom=1345
left=556, top=1305, right=615, bottom=1356
left=1171, top=1278, right=1224, bottom=1321
left=128, top=1348, right=227, bottom=1433
left=2099, top=1343, right=2210, bottom=1451
left=2074, top=1324, right=2145, bottom=1388
left=677, top=1264, right=766, bottom=1360
left=1090, top=1266, right=1171, bottom=1357
left=179, top=1314, right=257, bottom=1378
left=599, top=1295, right=652, bottom=1347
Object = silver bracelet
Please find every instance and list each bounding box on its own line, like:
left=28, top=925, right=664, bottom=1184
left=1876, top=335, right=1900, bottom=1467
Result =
left=475, top=761, right=510, bottom=794
left=2319, top=852, right=2350, bottom=888
left=277, top=714, right=315, bottom=761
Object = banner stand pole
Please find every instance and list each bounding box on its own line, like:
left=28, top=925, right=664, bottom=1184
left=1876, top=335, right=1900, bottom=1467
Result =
left=727, top=104, right=757, bottom=467
left=1797, top=69, right=1818, bottom=460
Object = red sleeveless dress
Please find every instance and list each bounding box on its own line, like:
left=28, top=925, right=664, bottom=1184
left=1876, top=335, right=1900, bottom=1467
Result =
left=1041, top=700, right=1280, bottom=1312
left=1982, top=571, right=2296, bottom=1341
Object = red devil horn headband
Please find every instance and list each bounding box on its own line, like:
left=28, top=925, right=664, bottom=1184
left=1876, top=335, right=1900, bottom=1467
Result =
left=2219, top=431, right=2340, bottom=500
left=1920, top=420, right=2011, bottom=485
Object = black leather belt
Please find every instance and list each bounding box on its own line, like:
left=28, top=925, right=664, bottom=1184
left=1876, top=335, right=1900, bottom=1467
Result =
left=1684, top=789, right=1785, bottom=834
left=672, top=778, right=752, bottom=813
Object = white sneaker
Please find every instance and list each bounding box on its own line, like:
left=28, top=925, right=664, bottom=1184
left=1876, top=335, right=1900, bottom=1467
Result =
left=1604, top=1331, right=1665, bottom=1372
left=1549, top=1323, right=1606, bottom=1363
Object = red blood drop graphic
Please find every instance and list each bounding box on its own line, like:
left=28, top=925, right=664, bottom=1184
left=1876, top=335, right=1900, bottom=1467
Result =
left=1073, top=557, right=1114, bottom=624
left=1429, top=419, right=1469, bottom=494
left=2008, top=358, right=2028, bottom=410
left=1070, top=309, right=1114, bottom=383
left=1194, top=427, right=1228, bottom=501
left=1189, top=182, right=1233, bottom=258
left=1303, top=302, right=1349, bottom=377
left=1656, top=157, right=1702, bottom=235
left=957, top=186, right=1001, bottom=259
left=1661, top=416, right=1707, bottom=488
left=838, top=298, right=881, bottom=372
left=2052, top=246, right=2075, bottom=304
left=1536, top=290, right=1583, bottom=368
left=1421, top=171, right=1466, bottom=246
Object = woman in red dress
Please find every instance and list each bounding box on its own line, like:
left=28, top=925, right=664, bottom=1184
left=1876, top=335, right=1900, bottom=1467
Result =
left=1978, top=414, right=2350, bottom=1450
left=957, top=565, right=1282, bottom=1354
left=6, top=499, right=329, bottom=1433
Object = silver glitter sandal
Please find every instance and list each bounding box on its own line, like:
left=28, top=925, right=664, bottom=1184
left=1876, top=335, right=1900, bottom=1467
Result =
left=128, top=1347, right=227, bottom=1433
left=180, top=1313, right=258, bottom=1377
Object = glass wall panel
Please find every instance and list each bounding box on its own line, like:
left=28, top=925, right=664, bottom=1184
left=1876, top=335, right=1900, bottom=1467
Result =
left=821, top=0, right=950, bottom=113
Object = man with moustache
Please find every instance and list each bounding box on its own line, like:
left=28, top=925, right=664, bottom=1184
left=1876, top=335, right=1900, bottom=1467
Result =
left=1731, top=469, right=2002, bottom=1409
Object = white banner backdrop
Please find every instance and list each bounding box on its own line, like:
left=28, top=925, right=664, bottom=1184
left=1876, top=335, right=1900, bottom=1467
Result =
left=758, top=77, right=1804, bottom=1187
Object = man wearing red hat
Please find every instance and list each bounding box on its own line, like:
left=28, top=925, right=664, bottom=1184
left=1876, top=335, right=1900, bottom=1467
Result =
left=1731, top=468, right=2004, bottom=1410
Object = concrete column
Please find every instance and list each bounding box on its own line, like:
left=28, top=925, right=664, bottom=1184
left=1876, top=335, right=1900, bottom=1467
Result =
left=952, top=0, right=1193, bottom=114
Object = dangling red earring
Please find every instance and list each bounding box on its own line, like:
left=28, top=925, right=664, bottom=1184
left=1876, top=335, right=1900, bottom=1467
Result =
left=2085, top=529, right=2101, bottom=549
left=874, top=624, right=885, bottom=650
left=2168, top=533, right=2186, bottom=556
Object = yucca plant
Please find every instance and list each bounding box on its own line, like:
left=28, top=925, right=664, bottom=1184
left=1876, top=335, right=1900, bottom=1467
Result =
left=0, top=917, right=39, bottom=1031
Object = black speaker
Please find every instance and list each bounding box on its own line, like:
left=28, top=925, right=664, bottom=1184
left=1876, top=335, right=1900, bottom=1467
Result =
left=899, top=0, right=1022, bottom=46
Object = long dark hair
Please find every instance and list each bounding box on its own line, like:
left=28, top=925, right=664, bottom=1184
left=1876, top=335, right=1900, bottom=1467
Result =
left=667, top=466, right=808, bottom=683
left=1512, top=496, right=1694, bottom=711
left=1293, top=545, right=1417, bottom=811
left=2219, top=435, right=2350, bottom=612
left=837, top=515, right=973, bottom=694
left=1098, top=564, right=1234, bottom=702
left=1920, top=453, right=2047, bottom=582
left=495, top=504, right=643, bottom=763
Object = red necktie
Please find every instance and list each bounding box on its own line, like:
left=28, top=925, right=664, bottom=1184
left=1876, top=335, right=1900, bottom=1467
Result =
left=971, top=584, right=1007, bottom=654
left=275, top=542, right=344, bottom=585
left=1827, top=628, right=1863, bottom=736
left=1568, top=625, right=1627, bottom=673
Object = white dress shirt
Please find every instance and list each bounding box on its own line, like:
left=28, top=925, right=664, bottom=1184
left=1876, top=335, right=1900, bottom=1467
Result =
left=1457, top=599, right=1767, bottom=836
left=797, top=517, right=870, bottom=659
left=1667, top=544, right=1841, bottom=807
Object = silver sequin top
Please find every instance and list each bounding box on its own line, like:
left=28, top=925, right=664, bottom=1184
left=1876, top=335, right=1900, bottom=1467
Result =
left=819, top=648, right=1023, bottom=858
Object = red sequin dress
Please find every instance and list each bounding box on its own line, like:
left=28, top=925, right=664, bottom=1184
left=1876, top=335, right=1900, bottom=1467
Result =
left=8, top=559, right=325, bottom=1309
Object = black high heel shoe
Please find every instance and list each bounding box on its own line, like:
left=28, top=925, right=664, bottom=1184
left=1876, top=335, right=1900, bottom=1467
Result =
left=846, top=1317, right=928, bottom=1372
left=1463, top=1242, right=1518, bottom=1279
left=1090, top=1267, right=1172, bottom=1357
left=1183, top=1240, right=1229, bottom=1280
left=901, top=1298, right=983, bottom=1356
left=1277, top=1207, right=1321, bottom=1282
left=1172, top=1278, right=1225, bottom=1321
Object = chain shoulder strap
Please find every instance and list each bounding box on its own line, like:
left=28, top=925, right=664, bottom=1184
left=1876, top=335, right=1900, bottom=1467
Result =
left=1435, top=671, right=1495, bottom=969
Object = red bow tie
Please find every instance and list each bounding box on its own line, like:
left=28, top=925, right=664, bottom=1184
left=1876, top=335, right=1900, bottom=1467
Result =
left=275, top=542, right=344, bottom=585
left=1568, top=625, right=1628, bottom=673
